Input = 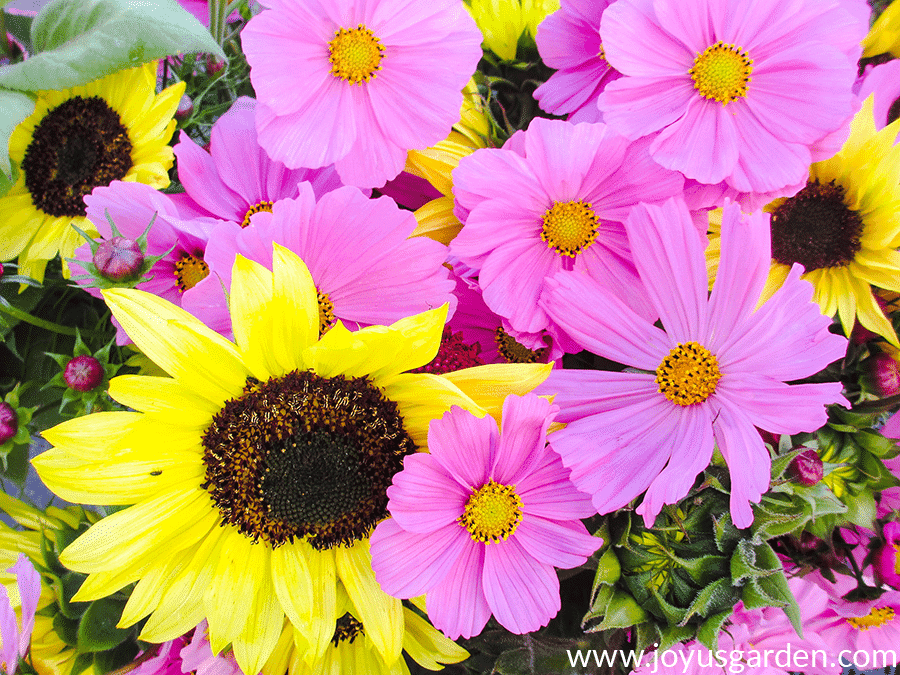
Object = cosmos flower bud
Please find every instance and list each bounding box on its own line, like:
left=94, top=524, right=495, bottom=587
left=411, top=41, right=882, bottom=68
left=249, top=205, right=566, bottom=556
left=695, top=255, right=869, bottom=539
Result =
left=93, top=236, right=144, bottom=282
left=175, top=93, right=194, bottom=122
left=786, top=448, right=824, bottom=486
left=868, top=352, right=900, bottom=397
left=0, top=403, right=17, bottom=445
left=206, top=55, right=226, bottom=75
left=64, top=355, right=104, bottom=392
left=874, top=521, right=900, bottom=589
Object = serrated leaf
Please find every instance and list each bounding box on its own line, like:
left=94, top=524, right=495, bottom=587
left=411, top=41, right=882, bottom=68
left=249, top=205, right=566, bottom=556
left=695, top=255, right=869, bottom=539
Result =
left=0, top=88, right=33, bottom=180
left=0, top=0, right=225, bottom=93
left=597, top=591, right=649, bottom=631
left=657, top=624, right=695, bottom=652
left=76, top=597, right=130, bottom=651
left=650, top=589, right=687, bottom=626
left=696, top=609, right=731, bottom=652
left=756, top=571, right=802, bottom=636
left=680, top=577, right=733, bottom=624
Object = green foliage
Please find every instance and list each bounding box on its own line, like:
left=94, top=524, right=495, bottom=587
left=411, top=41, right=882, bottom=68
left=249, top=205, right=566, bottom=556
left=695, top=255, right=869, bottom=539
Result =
left=0, top=89, right=33, bottom=180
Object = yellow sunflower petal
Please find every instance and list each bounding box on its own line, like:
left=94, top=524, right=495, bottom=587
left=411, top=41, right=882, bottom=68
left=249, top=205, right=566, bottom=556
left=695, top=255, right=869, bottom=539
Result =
left=232, top=545, right=284, bottom=675
left=32, top=446, right=202, bottom=505
left=108, top=375, right=220, bottom=427
left=63, top=483, right=218, bottom=579
left=832, top=266, right=859, bottom=336
left=271, top=243, right=319, bottom=372
left=118, top=547, right=193, bottom=628
left=411, top=196, right=464, bottom=245
left=102, top=288, right=249, bottom=405
left=856, top=282, right=900, bottom=347
left=271, top=540, right=315, bottom=630
left=262, top=621, right=294, bottom=675
left=401, top=607, right=469, bottom=669
left=852, top=248, right=900, bottom=292
left=230, top=254, right=278, bottom=381
left=203, top=530, right=263, bottom=654
left=441, top=362, right=552, bottom=421
left=301, top=547, right=338, bottom=665
left=335, top=539, right=403, bottom=664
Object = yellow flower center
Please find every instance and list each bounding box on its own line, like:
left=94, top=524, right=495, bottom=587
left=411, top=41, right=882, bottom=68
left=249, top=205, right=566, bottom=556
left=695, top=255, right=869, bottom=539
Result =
left=174, top=253, right=210, bottom=292
left=655, top=342, right=722, bottom=406
left=846, top=606, right=895, bottom=630
left=317, top=289, right=336, bottom=337
left=241, top=201, right=273, bottom=228
left=541, top=200, right=599, bottom=257
left=894, top=543, right=900, bottom=576
left=459, top=480, right=523, bottom=544
left=597, top=44, right=606, bottom=60
left=494, top=327, right=547, bottom=364
left=328, top=25, right=385, bottom=85
left=689, top=41, right=753, bottom=104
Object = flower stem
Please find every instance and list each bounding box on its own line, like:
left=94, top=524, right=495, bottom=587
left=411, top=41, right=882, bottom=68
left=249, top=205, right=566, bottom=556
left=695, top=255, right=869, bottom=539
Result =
left=209, top=0, right=228, bottom=47
left=0, top=298, right=79, bottom=336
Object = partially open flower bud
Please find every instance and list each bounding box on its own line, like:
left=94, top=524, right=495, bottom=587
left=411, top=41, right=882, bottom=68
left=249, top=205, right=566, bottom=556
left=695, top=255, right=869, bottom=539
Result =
left=93, top=236, right=144, bottom=282
left=786, top=448, right=824, bottom=486
left=206, top=55, right=226, bottom=75
left=175, top=93, right=194, bottom=121
left=0, top=403, right=17, bottom=444
left=64, top=355, right=104, bottom=392
left=869, top=352, right=900, bottom=397
left=874, top=522, right=900, bottom=589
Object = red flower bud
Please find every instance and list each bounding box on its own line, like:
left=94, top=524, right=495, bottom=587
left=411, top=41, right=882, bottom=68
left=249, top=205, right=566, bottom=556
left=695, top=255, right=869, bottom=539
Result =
left=175, top=93, right=194, bottom=121
left=64, top=355, right=104, bottom=392
left=786, top=448, right=824, bottom=486
left=869, top=353, right=900, bottom=397
left=0, top=402, right=17, bottom=444
left=93, top=236, right=144, bottom=282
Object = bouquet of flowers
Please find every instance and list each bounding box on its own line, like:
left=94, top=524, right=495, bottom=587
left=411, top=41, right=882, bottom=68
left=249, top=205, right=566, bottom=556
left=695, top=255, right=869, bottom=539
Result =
left=3, top=0, right=900, bottom=673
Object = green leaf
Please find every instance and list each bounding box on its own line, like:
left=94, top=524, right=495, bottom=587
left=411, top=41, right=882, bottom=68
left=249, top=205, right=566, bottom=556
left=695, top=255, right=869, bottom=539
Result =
left=0, top=0, right=225, bottom=93
left=593, top=547, right=621, bottom=587
left=69, top=652, right=94, bottom=675
left=843, top=489, right=877, bottom=529
left=76, top=597, right=130, bottom=651
left=0, top=88, right=34, bottom=179
left=597, top=591, right=648, bottom=631
left=52, top=612, right=79, bottom=647
left=681, top=577, right=733, bottom=624
left=855, top=429, right=899, bottom=457
left=696, top=609, right=731, bottom=652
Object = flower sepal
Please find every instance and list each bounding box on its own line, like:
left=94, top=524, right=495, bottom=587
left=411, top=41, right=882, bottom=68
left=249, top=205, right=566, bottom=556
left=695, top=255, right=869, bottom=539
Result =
left=43, top=330, right=120, bottom=415
left=0, top=383, right=37, bottom=473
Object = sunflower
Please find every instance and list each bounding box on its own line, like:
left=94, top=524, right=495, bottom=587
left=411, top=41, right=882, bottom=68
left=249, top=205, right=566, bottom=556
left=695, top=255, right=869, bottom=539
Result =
left=33, top=244, right=550, bottom=675
left=262, top=586, right=468, bottom=674
left=0, top=62, right=184, bottom=284
left=705, top=95, right=900, bottom=346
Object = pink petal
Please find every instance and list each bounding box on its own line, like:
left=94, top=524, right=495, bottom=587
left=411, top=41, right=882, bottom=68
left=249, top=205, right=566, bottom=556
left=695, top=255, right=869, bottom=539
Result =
left=541, top=270, right=669, bottom=369
left=427, top=406, right=497, bottom=489
left=536, top=369, right=662, bottom=423
left=600, top=0, right=694, bottom=77
left=649, top=96, right=741, bottom=184
left=712, top=404, right=772, bottom=529
left=387, top=453, right=468, bottom=534
left=725, top=110, right=811, bottom=194
left=638, top=403, right=715, bottom=525
left=624, top=199, right=710, bottom=343
left=10, top=556, right=40, bottom=657
left=491, top=393, right=555, bottom=485
left=513, top=516, right=601, bottom=568
left=598, top=76, right=695, bottom=139
left=450, top=198, right=545, bottom=273
left=452, top=148, right=545, bottom=223
left=517, top=448, right=596, bottom=520
left=426, top=542, right=491, bottom=639
left=482, top=537, right=560, bottom=634
left=369, top=518, right=468, bottom=598
left=174, top=132, right=246, bottom=221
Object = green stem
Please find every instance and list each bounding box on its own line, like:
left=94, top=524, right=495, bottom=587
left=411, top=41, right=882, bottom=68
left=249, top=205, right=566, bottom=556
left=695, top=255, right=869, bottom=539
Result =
left=0, top=301, right=79, bottom=336
left=209, top=0, right=228, bottom=48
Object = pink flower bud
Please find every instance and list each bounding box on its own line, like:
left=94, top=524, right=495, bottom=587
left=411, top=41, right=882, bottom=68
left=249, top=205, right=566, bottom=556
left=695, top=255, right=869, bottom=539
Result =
left=869, top=353, right=900, bottom=397
left=93, top=236, right=144, bottom=282
left=0, top=403, right=17, bottom=444
left=874, top=522, right=900, bottom=589
left=786, top=448, right=824, bottom=486
left=64, top=355, right=104, bottom=392
left=175, top=93, right=194, bottom=121
left=206, top=55, right=226, bottom=75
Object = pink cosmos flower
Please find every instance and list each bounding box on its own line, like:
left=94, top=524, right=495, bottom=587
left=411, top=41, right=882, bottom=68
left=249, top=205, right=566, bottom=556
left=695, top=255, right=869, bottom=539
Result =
left=0, top=555, right=40, bottom=675
left=538, top=198, right=848, bottom=528
left=131, top=621, right=244, bottom=675
left=533, top=0, right=621, bottom=123
left=182, top=182, right=454, bottom=338
left=170, top=97, right=343, bottom=224
left=857, top=60, right=900, bottom=132
left=241, top=0, right=483, bottom=189
left=874, top=522, right=900, bottom=590
left=70, top=181, right=224, bottom=344
left=449, top=118, right=683, bottom=345
left=596, top=0, right=863, bottom=198
left=370, top=394, right=601, bottom=639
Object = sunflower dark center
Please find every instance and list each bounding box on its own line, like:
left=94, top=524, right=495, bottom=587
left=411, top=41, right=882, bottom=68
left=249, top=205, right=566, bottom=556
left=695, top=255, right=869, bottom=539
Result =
left=331, top=614, right=365, bottom=646
left=769, top=180, right=864, bottom=271
left=200, top=370, right=415, bottom=550
left=22, top=96, right=133, bottom=218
